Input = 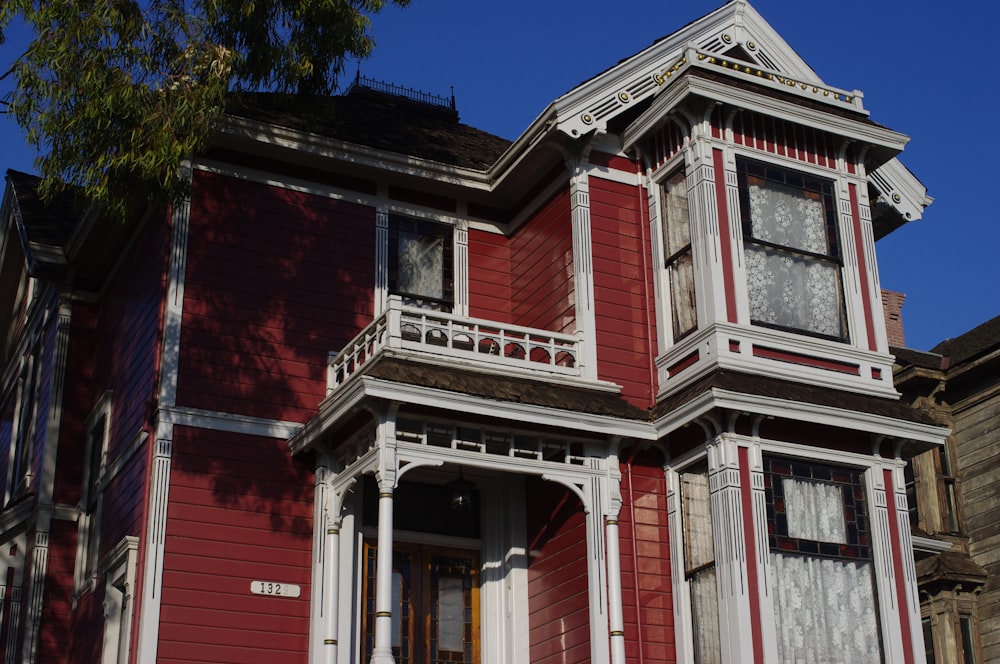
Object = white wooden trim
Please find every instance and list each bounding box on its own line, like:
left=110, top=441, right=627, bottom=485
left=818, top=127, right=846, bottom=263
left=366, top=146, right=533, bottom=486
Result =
left=158, top=405, right=302, bottom=440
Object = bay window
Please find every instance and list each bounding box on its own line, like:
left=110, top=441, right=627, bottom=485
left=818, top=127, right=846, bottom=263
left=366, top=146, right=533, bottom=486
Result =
left=764, top=458, right=881, bottom=661
left=737, top=160, right=847, bottom=341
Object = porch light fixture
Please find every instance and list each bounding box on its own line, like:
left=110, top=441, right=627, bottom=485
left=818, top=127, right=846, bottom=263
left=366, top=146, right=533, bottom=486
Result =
left=448, top=469, right=475, bottom=512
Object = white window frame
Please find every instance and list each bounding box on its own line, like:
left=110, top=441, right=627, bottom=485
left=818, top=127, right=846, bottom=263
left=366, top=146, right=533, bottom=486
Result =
left=75, top=391, right=112, bottom=593
left=101, top=536, right=139, bottom=664
left=374, top=208, right=468, bottom=318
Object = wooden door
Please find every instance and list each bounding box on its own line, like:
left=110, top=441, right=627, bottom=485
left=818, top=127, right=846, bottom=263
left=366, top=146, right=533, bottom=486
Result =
left=362, top=541, right=480, bottom=664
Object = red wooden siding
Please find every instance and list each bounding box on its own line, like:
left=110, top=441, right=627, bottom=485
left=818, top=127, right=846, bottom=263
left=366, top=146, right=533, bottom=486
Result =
left=36, top=519, right=77, bottom=664
left=467, top=229, right=511, bottom=322
left=509, top=188, right=575, bottom=334
left=95, top=217, right=169, bottom=460
left=526, top=476, right=591, bottom=664
left=732, top=110, right=840, bottom=170
left=590, top=177, right=657, bottom=407
left=619, top=457, right=675, bottom=664
left=158, top=425, right=313, bottom=663
left=178, top=171, right=375, bottom=423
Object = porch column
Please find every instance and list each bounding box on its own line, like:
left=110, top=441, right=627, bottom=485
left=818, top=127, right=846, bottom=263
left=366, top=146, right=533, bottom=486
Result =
left=370, top=483, right=396, bottom=664
left=371, top=405, right=399, bottom=664
left=605, top=515, right=626, bottom=664
left=322, top=513, right=340, bottom=664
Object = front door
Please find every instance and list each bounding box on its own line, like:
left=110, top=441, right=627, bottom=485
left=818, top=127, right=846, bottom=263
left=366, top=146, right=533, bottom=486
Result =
left=362, top=541, right=481, bottom=664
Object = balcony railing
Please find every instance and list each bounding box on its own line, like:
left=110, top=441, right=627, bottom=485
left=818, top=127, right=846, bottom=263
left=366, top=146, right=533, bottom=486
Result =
left=327, top=296, right=583, bottom=395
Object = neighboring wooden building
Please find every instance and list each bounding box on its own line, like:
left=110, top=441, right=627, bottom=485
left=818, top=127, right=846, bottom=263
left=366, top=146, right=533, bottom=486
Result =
left=894, top=314, right=1000, bottom=664
left=0, top=2, right=947, bottom=663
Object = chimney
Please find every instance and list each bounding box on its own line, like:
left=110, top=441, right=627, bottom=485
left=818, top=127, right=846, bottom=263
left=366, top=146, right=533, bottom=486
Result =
left=881, top=290, right=906, bottom=347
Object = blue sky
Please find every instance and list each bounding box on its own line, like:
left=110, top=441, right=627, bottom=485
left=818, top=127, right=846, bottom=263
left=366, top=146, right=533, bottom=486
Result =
left=1, top=0, right=997, bottom=351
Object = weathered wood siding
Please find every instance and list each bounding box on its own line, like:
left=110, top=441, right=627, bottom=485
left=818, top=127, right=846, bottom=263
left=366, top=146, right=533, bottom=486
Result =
left=157, top=425, right=313, bottom=663
left=178, top=171, right=375, bottom=423
left=953, top=390, right=1000, bottom=662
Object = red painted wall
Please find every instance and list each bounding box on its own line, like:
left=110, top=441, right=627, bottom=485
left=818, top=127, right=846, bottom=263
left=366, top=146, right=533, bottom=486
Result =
left=620, top=457, right=675, bottom=664
left=157, top=426, right=313, bottom=663
left=590, top=176, right=657, bottom=407
left=178, top=171, right=375, bottom=423
left=37, top=519, right=80, bottom=664
left=467, top=228, right=511, bottom=322
left=509, top=188, right=575, bottom=335
left=526, top=477, right=591, bottom=664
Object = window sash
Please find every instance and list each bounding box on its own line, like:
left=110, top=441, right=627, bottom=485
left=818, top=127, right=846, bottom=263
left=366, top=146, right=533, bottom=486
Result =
left=389, top=217, right=454, bottom=311
left=661, top=170, right=697, bottom=340
left=738, top=160, right=846, bottom=340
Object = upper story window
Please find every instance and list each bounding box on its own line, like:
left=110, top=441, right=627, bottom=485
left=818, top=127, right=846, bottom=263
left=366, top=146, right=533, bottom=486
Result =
left=76, top=394, right=111, bottom=592
left=388, top=216, right=453, bottom=312
left=661, top=170, right=697, bottom=341
left=737, top=159, right=847, bottom=341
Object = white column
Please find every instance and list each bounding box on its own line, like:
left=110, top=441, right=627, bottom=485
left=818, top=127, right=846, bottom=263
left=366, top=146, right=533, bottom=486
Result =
left=605, top=515, right=626, bottom=664
left=369, top=484, right=396, bottom=664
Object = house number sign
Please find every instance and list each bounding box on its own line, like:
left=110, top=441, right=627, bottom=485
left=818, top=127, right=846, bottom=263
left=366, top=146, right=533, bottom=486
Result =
left=250, top=580, right=301, bottom=598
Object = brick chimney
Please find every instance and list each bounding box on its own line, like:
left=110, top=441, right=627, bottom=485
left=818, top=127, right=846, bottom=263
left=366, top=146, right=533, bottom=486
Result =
left=881, top=290, right=906, bottom=347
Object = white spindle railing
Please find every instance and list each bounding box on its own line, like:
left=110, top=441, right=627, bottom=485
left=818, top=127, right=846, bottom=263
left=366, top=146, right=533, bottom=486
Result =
left=327, top=296, right=582, bottom=394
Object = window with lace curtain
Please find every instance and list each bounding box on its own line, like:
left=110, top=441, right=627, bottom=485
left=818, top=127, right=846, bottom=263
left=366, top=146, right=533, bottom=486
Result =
left=660, top=169, right=697, bottom=341
left=764, top=458, right=881, bottom=662
left=388, top=216, right=454, bottom=312
left=737, top=159, right=847, bottom=341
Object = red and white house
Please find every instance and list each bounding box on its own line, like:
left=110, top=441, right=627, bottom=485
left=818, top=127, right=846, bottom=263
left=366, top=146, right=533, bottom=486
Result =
left=0, top=1, right=946, bottom=662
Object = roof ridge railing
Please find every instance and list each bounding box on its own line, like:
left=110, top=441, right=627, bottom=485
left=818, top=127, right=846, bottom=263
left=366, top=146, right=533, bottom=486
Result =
left=349, top=73, right=455, bottom=110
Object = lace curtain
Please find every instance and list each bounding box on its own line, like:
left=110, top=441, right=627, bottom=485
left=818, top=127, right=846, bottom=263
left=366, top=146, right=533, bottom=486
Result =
left=396, top=230, right=444, bottom=300
left=771, top=478, right=881, bottom=662
left=745, top=179, right=844, bottom=338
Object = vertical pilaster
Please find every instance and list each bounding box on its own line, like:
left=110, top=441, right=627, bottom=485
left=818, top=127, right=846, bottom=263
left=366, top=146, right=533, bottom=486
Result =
left=868, top=460, right=909, bottom=664
left=707, top=435, right=754, bottom=663
left=569, top=159, right=598, bottom=379
left=21, top=525, right=49, bottom=664
left=135, top=434, right=173, bottom=664
left=1, top=533, right=26, bottom=664
left=454, top=222, right=469, bottom=317
left=375, top=209, right=390, bottom=316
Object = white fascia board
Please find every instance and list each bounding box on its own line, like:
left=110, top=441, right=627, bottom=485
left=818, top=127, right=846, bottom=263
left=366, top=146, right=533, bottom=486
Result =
left=220, top=117, right=494, bottom=192
left=712, top=388, right=946, bottom=444
left=652, top=386, right=948, bottom=444
left=625, top=73, right=906, bottom=155
left=362, top=377, right=656, bottom=440
left=160, top=405, right=303, bottom=440
left=287, top=378, right=370, bottom=455
left=869, top=158, right=933, bottom=222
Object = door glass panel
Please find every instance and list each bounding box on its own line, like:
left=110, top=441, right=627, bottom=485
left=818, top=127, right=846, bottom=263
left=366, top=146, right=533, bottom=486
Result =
left=363, top=542, right=480, bottom=664
left=436, top=574, right=464, bottom=651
